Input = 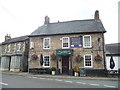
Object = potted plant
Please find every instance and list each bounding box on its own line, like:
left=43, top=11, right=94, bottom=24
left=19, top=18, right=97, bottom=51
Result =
left=51, top=53, right=57, bottom=61
left=75, top=54, right=83, bottom=62
left=51, top=67, right=56, bottom=75
left=31, top=54, right=38, bottom=60
left=73, top=66, right=80, bottom=76
left=94, top=54, right=102, bottom=61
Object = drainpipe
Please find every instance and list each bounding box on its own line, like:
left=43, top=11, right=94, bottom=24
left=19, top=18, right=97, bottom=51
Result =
left=102, top=32, right=106, bottom=70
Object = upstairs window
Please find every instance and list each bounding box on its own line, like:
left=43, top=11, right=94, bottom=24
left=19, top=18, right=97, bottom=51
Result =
left=30, top=42, right=34, bottom=49
left=43, top=55, right=50, bottom=67
left=43, top=38, right=50, bottom=49
left=83, top=35, right=92, bottom=48
left=7, top=44, right=11, bottom=52
left=84, top=54, right=92, bottom=67
left=16, top=43, right=21, bottom=51
left=62, top=37, right=69, bottom=49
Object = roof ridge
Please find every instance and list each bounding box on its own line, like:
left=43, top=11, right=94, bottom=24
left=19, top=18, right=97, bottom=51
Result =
left=49, top=19, right=95, bottom=24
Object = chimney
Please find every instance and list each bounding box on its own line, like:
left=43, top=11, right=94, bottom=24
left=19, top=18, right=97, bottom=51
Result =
left=5, top=34, right=11, bottom=41
left=94, top=10, right=100, bottom=21
left=44, top=16, right=50, bottom=24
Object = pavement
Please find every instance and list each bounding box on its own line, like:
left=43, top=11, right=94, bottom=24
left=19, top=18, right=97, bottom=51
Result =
left=1, top=71, right=119, bottom=81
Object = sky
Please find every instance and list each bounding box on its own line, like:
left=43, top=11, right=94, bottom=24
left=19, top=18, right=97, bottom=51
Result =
left=0, top=0, right=119, bottom=44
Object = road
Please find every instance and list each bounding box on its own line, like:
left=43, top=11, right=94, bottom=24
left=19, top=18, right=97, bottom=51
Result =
left=1, top=73, right=119, bottom=89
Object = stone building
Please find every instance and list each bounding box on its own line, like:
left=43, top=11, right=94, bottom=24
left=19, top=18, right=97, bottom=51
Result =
left=0, top=35, right=29, bottom=72
left=105, top=43, right=120, bottom=72
left=28, top=10, right=106, bottom=75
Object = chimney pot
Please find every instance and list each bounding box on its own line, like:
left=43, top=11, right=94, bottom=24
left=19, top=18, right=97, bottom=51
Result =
left=94, top=10, right=100, bottom=21
left=5, top=34, right=11, bottom=41
left=44, top=16, right=50, bottom=24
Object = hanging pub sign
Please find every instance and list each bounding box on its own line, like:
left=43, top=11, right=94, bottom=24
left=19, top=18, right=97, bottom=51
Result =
left=70, top=37, right=82, bottom=47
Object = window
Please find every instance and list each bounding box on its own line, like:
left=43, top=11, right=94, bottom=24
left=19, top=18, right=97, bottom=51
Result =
left=7, top=44, right=11, bottom=52
left=84, top=54, right=92, bottom=67
left=62, top=37, right=69, bottom=48
left=4, top=45, right=7, bottom=53
left=30, top=42, right=34, bottom=49
left=16, top=43, right=21, bottom=51
left=43, top=38, right=50, bottom=49
left=83, top=35, right=92, bottom=48
left=98, top=38, right=101, bottom=50
left=43, top=55, right=50, bottom=67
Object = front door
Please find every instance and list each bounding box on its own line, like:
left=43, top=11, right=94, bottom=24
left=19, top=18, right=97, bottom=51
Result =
left=62, top=56, right=69, bottom=74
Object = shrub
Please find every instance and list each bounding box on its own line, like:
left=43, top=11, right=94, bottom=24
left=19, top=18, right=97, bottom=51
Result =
left=94, top=54, right=102, bottom=61
left=51, top=53, right=57, bottom=61
left=50, top=67, right=56, bottom=71
left=73, top=66, right=80, bottom=72
left=75, top=54, right=83, bottom=62
left=31, top=54, right=38, bottom=60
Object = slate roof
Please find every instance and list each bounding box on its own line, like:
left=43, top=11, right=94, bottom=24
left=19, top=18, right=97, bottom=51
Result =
left=30, top=19, right=106, bottom=37
left=1, top=35, right=28, bottom=45
left=106, top=43, right=120, bottom=55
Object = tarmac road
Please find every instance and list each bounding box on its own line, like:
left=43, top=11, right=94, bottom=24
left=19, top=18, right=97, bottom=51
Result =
left=1, top=73, right=119, bottom=89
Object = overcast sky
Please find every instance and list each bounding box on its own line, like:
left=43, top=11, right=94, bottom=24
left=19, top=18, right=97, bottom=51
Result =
left=0, top=0, right=119, bottom=44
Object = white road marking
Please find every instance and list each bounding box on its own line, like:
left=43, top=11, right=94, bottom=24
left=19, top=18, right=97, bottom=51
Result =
left=39, top=78, right=45, bottom=79
left=64, top=81, right=73, bottom=83
left=32, top=77, right=37, bottom=79
left=0, top=82, right=8, bottom=86
left=55, top=79, right=63, bottom=82
left=104, top=85, right=116, bottom=88
left=76, top=82, right=86, bottom=84
left=90, top=84, right=99, bottom=86
left=26, top=76, right=32, bottom=78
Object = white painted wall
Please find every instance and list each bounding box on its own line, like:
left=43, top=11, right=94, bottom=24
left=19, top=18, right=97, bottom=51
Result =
left=106, top=56, right=120, bottom=70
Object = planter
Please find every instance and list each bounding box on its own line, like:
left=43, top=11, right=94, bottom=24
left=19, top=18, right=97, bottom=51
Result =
left=52, top=71, right=55, bottom=75
left=74, top=72, right=79, bottom=77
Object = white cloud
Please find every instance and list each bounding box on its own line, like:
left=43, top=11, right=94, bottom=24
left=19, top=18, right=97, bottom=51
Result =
left=0, top=0, right=119, bottom=44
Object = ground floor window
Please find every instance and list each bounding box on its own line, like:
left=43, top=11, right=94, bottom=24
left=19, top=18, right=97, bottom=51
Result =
left=84, top=54, right=92, bottom=67
left=43, top=55, right=50, bottom=67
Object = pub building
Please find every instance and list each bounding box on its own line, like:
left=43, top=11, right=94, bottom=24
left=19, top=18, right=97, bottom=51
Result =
left=28, top=10, right=106, bottom=75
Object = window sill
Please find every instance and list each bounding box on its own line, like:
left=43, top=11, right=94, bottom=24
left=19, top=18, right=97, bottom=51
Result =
left=62, top=47, right=69, bottom=49
left=43, top=48, right=50, bottom=50
left=83, top=46, right=92, bottom=49
left=84, top=66, right=93, bottom=68
left=43, top=66, right=50, bottom=68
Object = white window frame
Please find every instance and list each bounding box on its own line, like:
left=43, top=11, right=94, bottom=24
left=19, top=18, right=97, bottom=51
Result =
left=83, top=35, right=92, bottom=48
left=62, top=37, right=70, bottom=49
left=16, top=42, right=21, bottom=51
left=43, top=38, right=51, bottom=49
left=7, top=44, right=11, bottom=52
left=30, top=42, right=34, bottom=49
left=5, top=45, right=7, bottom=53
left=84, top=54, right=93, bottom=68
left=43, top=55, right=50, bottom=68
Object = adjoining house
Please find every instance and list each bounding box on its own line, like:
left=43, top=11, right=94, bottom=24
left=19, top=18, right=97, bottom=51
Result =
left=28, top=10, right=106, bottom=75
left=105, top=43, right=120, bottom=73
left=0, top=35, right=29, bottom=72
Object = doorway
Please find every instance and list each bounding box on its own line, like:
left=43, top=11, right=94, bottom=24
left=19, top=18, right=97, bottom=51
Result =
left=62, top=56, right=69, bottom=74
left=8, top=56, right=11, bottom=71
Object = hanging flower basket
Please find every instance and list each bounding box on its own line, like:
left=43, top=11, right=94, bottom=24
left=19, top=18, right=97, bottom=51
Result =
left=51, top=53, right=57, bottom=61
left=94, top=54, right=102, bottom=61
left=31, top=54, right=38, bottom=60
left=75, top=54, right=83, bottom=62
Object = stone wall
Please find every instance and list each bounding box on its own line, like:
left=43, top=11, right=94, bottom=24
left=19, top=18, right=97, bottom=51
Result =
left=29, top=33, right=105, bottom=70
